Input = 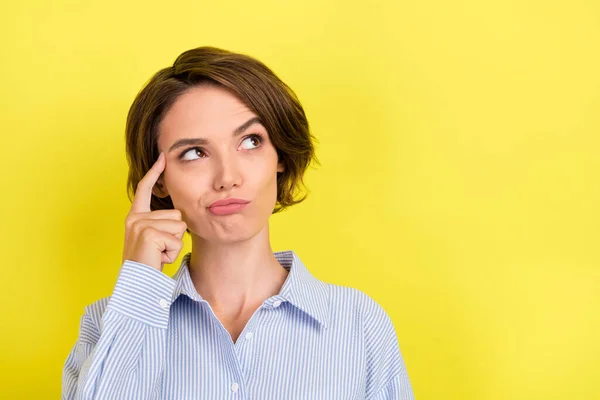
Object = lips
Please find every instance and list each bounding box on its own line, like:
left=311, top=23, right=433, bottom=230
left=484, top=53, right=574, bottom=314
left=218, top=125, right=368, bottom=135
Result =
left=208, top=197, right=251, bottom=208
left=208, top=198, right=250, bottom=216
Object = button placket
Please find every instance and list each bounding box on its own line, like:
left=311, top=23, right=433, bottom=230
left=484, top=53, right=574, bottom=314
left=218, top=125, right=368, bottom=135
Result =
left=235, top=310, right=263, bottom=383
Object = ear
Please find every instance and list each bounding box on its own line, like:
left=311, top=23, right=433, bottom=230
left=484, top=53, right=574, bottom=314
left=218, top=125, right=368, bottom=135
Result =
left=152, top=176, right=169, bottom=198
left=277, top=161, right=285, bottom=173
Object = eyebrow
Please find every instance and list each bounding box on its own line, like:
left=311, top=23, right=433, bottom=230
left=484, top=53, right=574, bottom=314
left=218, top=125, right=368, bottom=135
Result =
left=167, top=117, right=264, bottom=154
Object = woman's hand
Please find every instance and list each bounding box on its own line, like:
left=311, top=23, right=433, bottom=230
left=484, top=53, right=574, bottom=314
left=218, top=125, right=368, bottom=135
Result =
left=121, top=152, right=187, bottom=272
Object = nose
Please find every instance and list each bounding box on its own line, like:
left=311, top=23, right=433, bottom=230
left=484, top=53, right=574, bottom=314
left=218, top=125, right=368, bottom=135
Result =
left=213, top=152, right=242, bottom=191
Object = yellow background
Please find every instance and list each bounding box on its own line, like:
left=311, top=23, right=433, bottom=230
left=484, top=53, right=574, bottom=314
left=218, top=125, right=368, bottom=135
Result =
left=1, top=1, right=599, bottom=399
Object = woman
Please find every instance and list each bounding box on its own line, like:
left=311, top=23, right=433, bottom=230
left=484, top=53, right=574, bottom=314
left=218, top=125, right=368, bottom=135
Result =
left=62, top=46, right=414, bottom=399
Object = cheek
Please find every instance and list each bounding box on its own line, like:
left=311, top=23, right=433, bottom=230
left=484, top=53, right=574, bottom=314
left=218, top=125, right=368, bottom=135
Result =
left=166, top=169, right=210, bottom=200
left=257, top=170, right=280, bottom=206
left=252, top=163, right=278, bottom=189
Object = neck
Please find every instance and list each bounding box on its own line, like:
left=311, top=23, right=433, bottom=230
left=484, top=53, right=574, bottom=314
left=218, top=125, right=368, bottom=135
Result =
left=188, top=225, right=289, bottom=315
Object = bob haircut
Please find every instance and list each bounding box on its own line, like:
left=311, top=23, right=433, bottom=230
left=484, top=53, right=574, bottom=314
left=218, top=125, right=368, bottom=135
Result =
left=125, top=46, right=320, bottom=235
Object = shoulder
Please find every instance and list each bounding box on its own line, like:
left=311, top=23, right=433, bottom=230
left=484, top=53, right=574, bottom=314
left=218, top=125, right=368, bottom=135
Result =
left=327, top=283, right=394, bottom=327
left=326, top=284, right=406, bottom=396
left=325, top=283, right=398, bottom=347
left=76, top=296, right=111, bottom=344
left=84, top=296, right=110, bottom=319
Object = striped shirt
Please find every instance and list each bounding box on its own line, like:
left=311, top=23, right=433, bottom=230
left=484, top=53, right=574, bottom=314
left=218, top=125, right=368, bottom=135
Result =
left=62, top=250, right=414, bottom=399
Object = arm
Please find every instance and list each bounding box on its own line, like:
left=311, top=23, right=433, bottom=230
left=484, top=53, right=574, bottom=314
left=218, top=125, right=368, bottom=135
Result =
left=359, top=291, right=415, bottom=400
left=61, top=261, right=176, bottom=399
left=372, top=371, right=414, bottom=400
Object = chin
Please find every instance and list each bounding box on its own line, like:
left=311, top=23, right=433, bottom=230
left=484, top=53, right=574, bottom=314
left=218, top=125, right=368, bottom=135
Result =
left=190, top=224, right=262, bottom=243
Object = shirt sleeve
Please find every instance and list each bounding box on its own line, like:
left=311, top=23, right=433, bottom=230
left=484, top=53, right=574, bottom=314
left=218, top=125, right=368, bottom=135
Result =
left=372, top=371, right=415, bottom=400
left=61, top=260, right=177, bottom=400
left=358, top=290, right=415, bottom=400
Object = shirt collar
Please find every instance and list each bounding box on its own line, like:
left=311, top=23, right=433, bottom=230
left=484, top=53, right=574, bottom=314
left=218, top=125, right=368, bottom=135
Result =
left=171, top=249, right=329, bottom=330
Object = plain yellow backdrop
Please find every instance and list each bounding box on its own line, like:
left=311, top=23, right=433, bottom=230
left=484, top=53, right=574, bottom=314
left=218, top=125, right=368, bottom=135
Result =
left=1, top=0, right=599, bottom=399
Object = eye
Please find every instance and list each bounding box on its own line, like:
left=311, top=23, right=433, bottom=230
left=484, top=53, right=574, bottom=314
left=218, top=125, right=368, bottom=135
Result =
left=240, top=134, right=264, bottom=150
left=179, top=147, right=207, bottom=162
left=178, top=133, right=264, bottom=161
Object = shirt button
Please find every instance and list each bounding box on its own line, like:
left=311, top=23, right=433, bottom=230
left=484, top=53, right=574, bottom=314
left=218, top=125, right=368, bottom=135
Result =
left=273, top=300, right=282, bottom=308
left=245, top=332, right=253, bottom=340
left=159, top=299, right=170, bottom=309
left=231, top=382, right=239, bottom=392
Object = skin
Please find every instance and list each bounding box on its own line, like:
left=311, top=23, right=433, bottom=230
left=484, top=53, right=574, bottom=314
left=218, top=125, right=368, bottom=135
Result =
left=152, top=83, right=289, bottom=342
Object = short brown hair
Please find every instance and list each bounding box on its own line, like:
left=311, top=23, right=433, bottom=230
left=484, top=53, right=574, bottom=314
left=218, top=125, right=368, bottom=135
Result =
left=125, top=46, right=320, bottom=234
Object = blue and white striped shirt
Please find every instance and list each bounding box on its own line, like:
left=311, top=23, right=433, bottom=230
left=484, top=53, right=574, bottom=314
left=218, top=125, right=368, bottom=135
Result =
left=62, top=250, right=414, bottom=399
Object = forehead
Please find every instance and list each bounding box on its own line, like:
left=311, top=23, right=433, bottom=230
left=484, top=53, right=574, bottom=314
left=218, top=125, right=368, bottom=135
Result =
left=158, top=84, right=256, bottom=142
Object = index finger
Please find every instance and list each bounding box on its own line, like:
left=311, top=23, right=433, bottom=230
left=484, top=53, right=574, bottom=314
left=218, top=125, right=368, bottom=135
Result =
left=130, top=152, right=166, bottom=214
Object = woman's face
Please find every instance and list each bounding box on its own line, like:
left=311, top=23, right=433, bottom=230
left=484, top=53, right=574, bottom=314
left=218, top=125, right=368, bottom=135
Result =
left=155, top=84, right=284, bottom=243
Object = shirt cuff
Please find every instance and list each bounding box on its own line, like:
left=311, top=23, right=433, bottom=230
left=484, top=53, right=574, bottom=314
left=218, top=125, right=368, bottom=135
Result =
left=106, top=260, right=177, bottom=329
